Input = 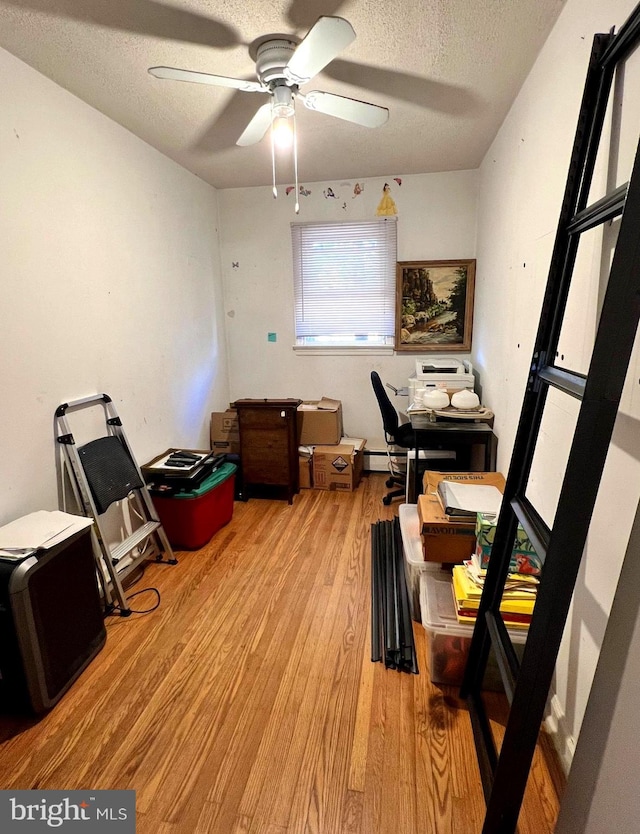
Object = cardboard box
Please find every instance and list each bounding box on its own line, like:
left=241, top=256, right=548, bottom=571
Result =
left=299, top=455, right=312, bottom=489
left=418, top=471, right=506, bottom=563
left=313, top=439, right=365, bottom=492
left=298, top=398, right=343, bottom=445
left=423, top=469, right=506, bottom=496
left=475, top=513, right=543, bottom=575
left=210, top=409, right=240, bottom=455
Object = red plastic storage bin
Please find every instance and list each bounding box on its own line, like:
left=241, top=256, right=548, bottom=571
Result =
left=152, top=463, right=236, bottom=550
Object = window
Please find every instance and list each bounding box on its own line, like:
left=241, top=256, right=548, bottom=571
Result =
left=291, top=217, right=397, bottom=347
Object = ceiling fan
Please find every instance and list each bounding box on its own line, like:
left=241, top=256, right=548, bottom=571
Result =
left=148, top=16, right=389, bottom=148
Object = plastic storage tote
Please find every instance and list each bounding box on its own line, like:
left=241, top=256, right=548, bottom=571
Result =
left=151, top=462, right=236, bottom=550
left=419, top=569, right=527, bottom=690
left=399, top=503, right=444, bottom=621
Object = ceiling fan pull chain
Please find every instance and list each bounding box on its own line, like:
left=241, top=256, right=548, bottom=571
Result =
left=293, top=105, right=300, bottom=214
left=270, top=100, right=278, bottom=198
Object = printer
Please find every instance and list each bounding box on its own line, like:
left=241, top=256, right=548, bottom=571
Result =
left=409, top=357, right=474, bottom=405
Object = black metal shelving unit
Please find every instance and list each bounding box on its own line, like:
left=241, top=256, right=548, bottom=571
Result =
left=460, top=5, right=640, bottom=832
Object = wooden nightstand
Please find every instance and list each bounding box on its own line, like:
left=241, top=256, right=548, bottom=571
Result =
left=232, top=399, right=302, bottom=503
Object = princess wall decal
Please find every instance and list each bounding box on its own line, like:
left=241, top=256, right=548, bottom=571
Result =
left=376, top=182, right=397, bottom=216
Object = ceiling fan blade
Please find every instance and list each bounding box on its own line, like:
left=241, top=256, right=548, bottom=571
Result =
left=191, top=92, right=266, bottom=154
left=285, top=16, right=355, bottom=85
left=300, top=91, right=388, bottom=128
left=149, top=67, right=263, bottom=93
left=237, top=103, right=273, bottom=146
left=0, top=0, right=241, bottom=49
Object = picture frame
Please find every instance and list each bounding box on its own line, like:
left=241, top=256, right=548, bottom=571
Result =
left=395, top=259, right=476, bottom=352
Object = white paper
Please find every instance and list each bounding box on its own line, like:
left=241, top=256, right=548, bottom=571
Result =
left=0, top=510, right=93, bottom=550
left=0, top=548, right=36, bottom=560
left=442, top=483, right=502, bottom=516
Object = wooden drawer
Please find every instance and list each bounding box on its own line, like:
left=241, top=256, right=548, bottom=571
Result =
left=241, top=431, right=290, bottom=484
left=238, top=407, right=294, bottom=431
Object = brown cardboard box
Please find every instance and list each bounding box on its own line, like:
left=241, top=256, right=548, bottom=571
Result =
left=210, top=409, right=240, bottom=455
left=298, top=398, right=343, bottom=445
left=423, top=470, right=506, bottom=495
left=299, top=455, right=312, bottom=489
left=313, top=440, right=365, bottom=492
left=418, top=471, right=506, bottom=563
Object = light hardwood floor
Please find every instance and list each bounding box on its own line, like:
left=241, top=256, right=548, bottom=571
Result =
left=0, top=473, right=564, bottom=833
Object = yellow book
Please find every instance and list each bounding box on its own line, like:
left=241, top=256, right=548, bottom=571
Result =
left=458, top=564, right=538, bottom=598
left=452, top=565, right=536, bottom=616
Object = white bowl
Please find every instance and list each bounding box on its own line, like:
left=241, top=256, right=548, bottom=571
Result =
left=450, top=389, right=480, bottom=410
left=422, top=389, right=450, bottom=409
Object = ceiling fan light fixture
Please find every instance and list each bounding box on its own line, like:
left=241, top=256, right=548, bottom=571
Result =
left=269, top=94, right=299, bottom=213
left=271, top=84, right=295, bottom=118
left=272, top=115, right=294, bottom=150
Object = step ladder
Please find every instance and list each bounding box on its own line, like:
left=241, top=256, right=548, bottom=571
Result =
left=460, top=8, right=640, bottom=833
left=55, top=394, right=177, bottom=616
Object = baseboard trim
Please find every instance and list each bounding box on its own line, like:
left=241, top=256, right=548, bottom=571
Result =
left=363, top=447, right=393, bottom=473
left=544, top=693, right=575, bottom=775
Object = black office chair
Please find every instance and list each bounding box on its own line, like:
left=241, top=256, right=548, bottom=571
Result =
left=370, top=371, right=415, bottom=505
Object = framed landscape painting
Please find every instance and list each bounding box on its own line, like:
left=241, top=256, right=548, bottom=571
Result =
left=395, top=259, right=476, bottom=352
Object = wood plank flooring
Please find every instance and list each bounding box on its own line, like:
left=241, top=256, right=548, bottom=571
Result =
left=0, top=473, right=564, bottom=833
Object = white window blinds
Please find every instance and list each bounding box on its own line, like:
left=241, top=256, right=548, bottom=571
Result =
left=291, top=218, right=397, bottom=346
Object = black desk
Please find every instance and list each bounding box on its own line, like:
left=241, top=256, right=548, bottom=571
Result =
left=409, top=417, right=497, bottom=503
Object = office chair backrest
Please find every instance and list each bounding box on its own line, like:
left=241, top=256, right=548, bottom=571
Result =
left=371, top=371, right=400, bottom=438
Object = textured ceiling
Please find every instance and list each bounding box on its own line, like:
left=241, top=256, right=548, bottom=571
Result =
left=0, top=0, right=565, bottom=189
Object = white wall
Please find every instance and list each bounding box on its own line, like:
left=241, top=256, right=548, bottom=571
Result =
left=474, top=0, right=640, bottom=780
left=555, top=503, right=640, bottom=833
left=218, top=171, right=478, bottom=446
left=0, top=47, right=229, bottom=526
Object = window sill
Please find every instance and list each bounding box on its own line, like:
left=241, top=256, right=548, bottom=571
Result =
left=293, top=345, right=395, bottom=356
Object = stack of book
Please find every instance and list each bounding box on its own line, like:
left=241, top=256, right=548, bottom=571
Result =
left=451, top=554, right=538, bottom=629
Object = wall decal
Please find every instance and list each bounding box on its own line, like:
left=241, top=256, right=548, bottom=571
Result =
left=353, top=182, right=364, bottom=198
left=285, top=185, right=311, bottom=197
left=394, top=177, right=402, bottom=186
left=323, top=186, right=337, bottom=199
left=376, top=182, right=397, bottom=216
